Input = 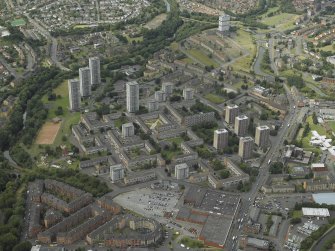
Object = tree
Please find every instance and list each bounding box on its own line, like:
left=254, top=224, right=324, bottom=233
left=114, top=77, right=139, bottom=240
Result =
left=312, top=112, right=318, bottom=124
left=12, top=242, right=32, bottom=251
left=219, top=170, right=230, bottom=179
left=269, top=162, right=284, bottom=174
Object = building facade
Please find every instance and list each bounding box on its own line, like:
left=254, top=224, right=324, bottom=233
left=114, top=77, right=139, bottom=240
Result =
left=79, top=67, right=91, bottom=97
left=225, top=105, right=239, bottom=124
left=89, top=57, right=101, bottom=85
left=175, top=163, right=189, bottom=179
left=122, top=123, right=135, bottom=138
left=238, top=137, right=254, bottom=159
left=183, top=88, right=194, bottom=100
left=126, top=81, right=139, bottom=113
left=68, top=79, right=81, bottom=111
left=155, top=91, right=166, bottom=102
left=234, top=115, right=249, bottom=136
left=110, top=164, right=125, bottom=183
left=162, top=82, right=174, bottom=96
left=213, top=128, right=228, bottom=150
left=218, top=14, right=230, bottom=33
left=255, top=125, right=270, bottom=149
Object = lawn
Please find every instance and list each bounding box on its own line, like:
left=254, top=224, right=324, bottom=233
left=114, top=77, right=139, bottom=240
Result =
left=166, top=137, right=184, bottom=145
left=161, top=148, right=182, bottom=161
left=231, top=30, right=256, bottom=71
left=261, top=13, right=300, bottom=31
left=170, top=42, right=179, bottom=51
left=11, top=18, right=26, bottom=27
left=204, top=93, right=225, bottom=104
left=234, top=30, right=256, bottom=54
left=180, top=237, right=204, bottom=248
left=292, top=210, right=302, bottom=218
left=320, top=43, right=335, bottom=53
left=233, top=81, right=254, bottom=89
left=180, top=57, right=194, bottom=64
left=186, top=48, right=219, bottom=67
left=327, top=121, right=335, bottom=132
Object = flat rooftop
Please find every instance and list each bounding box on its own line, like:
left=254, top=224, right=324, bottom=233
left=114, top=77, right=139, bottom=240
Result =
left=184, top=186, right=240, bottom=216
left=200, top=215, right=232, bottom=247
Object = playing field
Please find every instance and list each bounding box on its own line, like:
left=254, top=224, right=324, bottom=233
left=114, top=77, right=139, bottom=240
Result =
left=11, top=18, right=26, bottom=27
left=36, top=122, right=61, bottom=145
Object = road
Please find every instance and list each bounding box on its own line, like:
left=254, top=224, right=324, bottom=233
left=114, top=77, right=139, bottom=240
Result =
left=3, top=151, right=19, bottom=167
left=25, top=14, right=70, bottom=71
left=268, top=37, right=279, bottom=75
left=253, top=46, right=269, bottom=77
left=164, top=0, right=171, bottom=12
left=226, top=84, right=300, bottom=250
left=310, top=225, right=335, bottom=251
left=0, top=55, right=20, bottom=79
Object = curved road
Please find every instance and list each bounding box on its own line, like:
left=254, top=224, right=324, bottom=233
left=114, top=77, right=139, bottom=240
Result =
left=311, top=226, right=335, bottom=251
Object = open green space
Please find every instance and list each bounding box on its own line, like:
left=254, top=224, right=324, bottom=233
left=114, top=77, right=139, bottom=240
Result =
left=166, top=137, right=184, bottom=145
left=297, top=116, right=328, bottom=153
left=231, top=30, right=256, bottom=71
left=233, top=81, right=254, bottom=89
left=261, top=13, right=299, bottom=31
left=204, top=93, right=225, bottom=104
left=292, top=210, right=303, bottom=218
left=29, top=80, right=80, bottom=156
left=320, top=43, right=335, bottom=53
left=180, top=237, right=204, bottom=248
left=328, top=121, right=335, bottom=132
left=11, top=18, right=26, bottom=27
left=170, top=42, right=179, bottom=51
left=234, top=30, right=256, bottom=54
left=186, top=48, right=219, bottom=67
left=180, top=57, right=194, bottom=64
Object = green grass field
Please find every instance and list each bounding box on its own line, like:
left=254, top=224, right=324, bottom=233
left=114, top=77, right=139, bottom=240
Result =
left=233, top=81, right=254, bottom=89
left=180, top=57, right=194, bottom=64
left=166, top=137, right=184, bottom=145
left=186, top=49, right=219, bottom=67
left=292, top=210, right=302, bottom=218
left=204, top=93, right=225, bottom=104
left=327, top=121, right=335, bottom=132
left=320, top=43, right=335, bottom=53
left=231, top=30, right=256, bottom=71
left=11, top=18, right=26, bottom=27
left=261, top=13, right=299, bottom=31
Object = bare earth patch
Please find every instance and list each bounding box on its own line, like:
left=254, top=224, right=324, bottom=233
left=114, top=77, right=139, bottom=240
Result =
left=144, top=14, right=167, bottom=29
left=35, top=121, right=61, bottom=145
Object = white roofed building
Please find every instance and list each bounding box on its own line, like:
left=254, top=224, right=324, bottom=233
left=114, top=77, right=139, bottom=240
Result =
left=302, top=207, right=330, bottom=217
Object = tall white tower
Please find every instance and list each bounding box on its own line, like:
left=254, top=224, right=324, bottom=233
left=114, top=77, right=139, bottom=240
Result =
left=89, top=57, right=101, bottom=85
left=218, top=14, right=230, bottom=33
left=68, top=79, right=81, bottom=111
left=79, top=67, right=91, bottom=97
left=126, top=81, right=139, bottom=113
